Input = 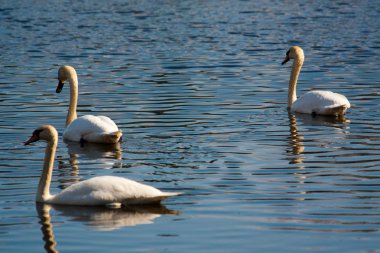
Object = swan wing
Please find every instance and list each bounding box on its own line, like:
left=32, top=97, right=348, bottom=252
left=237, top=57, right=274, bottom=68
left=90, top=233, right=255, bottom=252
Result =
left=291, top=90, right=350, bottom=115
left=63, top=115, right=120, bottom=142
left=50, top=176, right=180, bottom=206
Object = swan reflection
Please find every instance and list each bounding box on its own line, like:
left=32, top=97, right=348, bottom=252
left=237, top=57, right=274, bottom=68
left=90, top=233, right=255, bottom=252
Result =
left=37, top=204, right=58, bottom=253
left=287, top=113, right=305, bottom=165
left=287, top=112, right=349, bottom=165
left=36, top=203, right=178, bottom=252
left=294, top=113, right=350, bottom=126
left=55, top=141, right=122, bottom=190
left=65, top=141, right=122, bottom=160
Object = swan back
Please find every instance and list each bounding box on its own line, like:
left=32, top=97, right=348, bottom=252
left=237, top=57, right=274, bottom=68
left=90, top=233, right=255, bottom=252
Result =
left=291, top=90, right=350, bottom=115
left=63, top=115, right=122, bottom=143
left=50, top=176, right=181, bottom=206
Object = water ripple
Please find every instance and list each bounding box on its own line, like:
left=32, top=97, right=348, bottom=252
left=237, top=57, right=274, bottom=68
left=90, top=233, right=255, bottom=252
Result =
left=1, top=0, right=380, bottom=252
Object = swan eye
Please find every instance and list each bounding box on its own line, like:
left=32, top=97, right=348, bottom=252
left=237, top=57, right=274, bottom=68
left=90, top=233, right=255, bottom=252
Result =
left=33, top=129, right=43, bottom=137
left=286, top=50, right=290, bottom=56
left=25, top=129, right=44, bottom=145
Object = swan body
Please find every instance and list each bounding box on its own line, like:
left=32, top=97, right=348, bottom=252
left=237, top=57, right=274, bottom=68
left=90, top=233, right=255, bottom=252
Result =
left=291, top=90, right=349, bottom=115
left=57, top=66, right=122, bottom=144
left=25, top=125, right=180, bottom=206
left=63, top=115, right=120, bottom=143
left=50, top=175, right=179, bottom=206
left=282, top=46, right=350, bottom=116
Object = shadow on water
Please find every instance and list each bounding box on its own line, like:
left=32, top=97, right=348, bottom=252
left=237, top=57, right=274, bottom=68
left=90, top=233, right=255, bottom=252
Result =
left=36, top=202, right=179, bottom=253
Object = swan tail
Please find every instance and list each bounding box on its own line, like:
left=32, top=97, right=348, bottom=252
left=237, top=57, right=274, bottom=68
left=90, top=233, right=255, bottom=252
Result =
left=106, top=131, right=123, bottom=143
left=80, top=131, right=122, bottom=144
left=323, top=105, right=348, bottom=117
left=88, top=131, right=122, bottom=144
left=160, top=192, right=182, bottom=197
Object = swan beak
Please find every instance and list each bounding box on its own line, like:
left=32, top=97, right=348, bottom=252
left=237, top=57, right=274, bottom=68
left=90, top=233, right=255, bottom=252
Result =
left=282, top=55, right=290, bottom=65
left=24, top=133, right=40, bottom=145
left=56, top=80, right=64, bottom=93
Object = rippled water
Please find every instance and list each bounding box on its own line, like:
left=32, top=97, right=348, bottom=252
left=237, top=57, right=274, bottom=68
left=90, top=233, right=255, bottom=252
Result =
left=1, top=0, right=380, bottom=252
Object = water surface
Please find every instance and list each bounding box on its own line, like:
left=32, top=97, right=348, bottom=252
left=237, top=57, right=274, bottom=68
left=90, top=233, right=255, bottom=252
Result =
left=1, top=0, right=380, bottom=252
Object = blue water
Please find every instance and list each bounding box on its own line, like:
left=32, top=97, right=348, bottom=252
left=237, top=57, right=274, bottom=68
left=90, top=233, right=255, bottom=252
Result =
left=1, top=0, right=380, bottom=252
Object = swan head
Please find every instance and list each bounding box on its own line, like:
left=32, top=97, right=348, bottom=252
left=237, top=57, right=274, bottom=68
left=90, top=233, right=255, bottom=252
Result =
left=282, top=46, right=304, bottom=65
left=25, top=125, right=58, bottom=145
left=56, top=65, right=77, bottom=93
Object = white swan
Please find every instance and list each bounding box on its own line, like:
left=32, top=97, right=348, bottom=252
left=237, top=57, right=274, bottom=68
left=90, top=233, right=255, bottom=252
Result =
left=25, top=125, right=181, bottom=206
left=282, top=46, right=350, bottom=116
left=56, top=65, right=122, bottom=144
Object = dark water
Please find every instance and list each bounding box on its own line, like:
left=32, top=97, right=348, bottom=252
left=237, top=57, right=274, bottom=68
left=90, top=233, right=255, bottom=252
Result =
left=1, top=0, right=380, bottom=252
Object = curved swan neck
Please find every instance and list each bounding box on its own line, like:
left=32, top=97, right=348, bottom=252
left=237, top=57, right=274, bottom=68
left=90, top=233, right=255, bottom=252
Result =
left=66, top=75, right=78, bottom=127
left=288, top=54, right=304, bottom=108
left=36, top=135, right=57, bottom=202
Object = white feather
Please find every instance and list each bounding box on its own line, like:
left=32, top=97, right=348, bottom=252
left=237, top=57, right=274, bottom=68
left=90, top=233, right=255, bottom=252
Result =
left=291, top=90, right=350, bottom=115
left=63, top=115, right=119, bottom=142
left=49, top=176, right=181, bottom=206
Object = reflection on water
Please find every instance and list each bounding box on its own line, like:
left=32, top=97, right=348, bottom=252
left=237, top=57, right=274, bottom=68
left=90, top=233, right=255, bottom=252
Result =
left=56, top=142, right=122, bottom=190
left=295, top=113, right=350, bottom=126
left=65, top=141, right=122, bottom=161
left=287, top=112, right=350, bottom=165
left=287, top=113, right=304, bottom=165
left=37, top=204, right=58, bottom=253
left=36, top=203, right=178, bottom=252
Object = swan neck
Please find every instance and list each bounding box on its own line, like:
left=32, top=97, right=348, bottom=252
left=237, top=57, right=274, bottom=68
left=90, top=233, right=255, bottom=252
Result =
left=36, top=137, right=57, bottom=202
left=66, top=77, right=78, bottom=127
left=288, top=57, right=303, bottom=108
